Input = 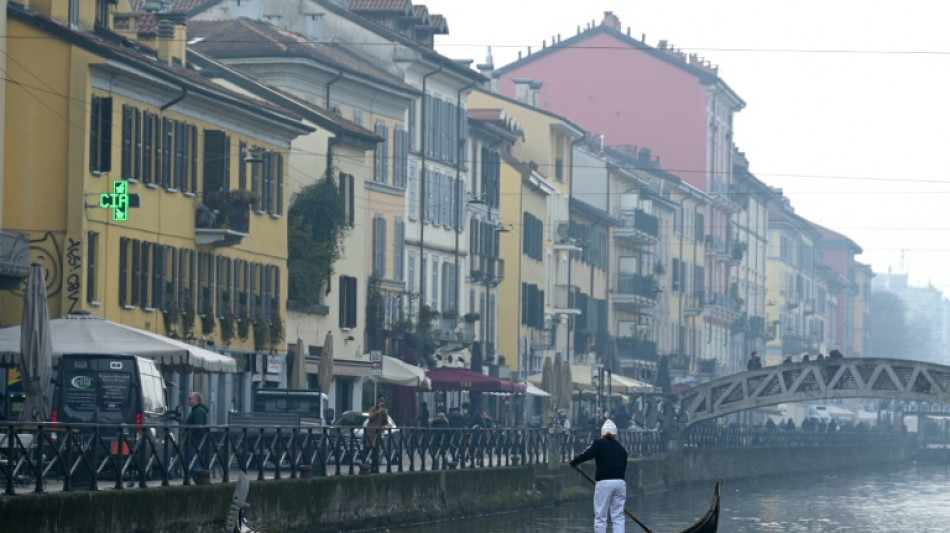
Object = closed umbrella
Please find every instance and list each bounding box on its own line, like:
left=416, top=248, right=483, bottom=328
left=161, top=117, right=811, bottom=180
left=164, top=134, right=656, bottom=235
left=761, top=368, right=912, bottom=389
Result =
left=19, top=263, right=52, bottom=421
left=290, top=338, right=308, bottom=389
left=559, top=358, right=572, bottom=414
left=317, top=331, right=334, bottom=397
left=540, top=357, right=553, bottom=424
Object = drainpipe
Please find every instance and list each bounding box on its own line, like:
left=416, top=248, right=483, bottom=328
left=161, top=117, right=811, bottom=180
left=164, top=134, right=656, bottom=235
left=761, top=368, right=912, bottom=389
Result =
left=454, top=80, right=476, bottom=320
left=325, top=70, right=344, bottom=109
left=418, top=65, right=443, bottom=310
left=160, top=86, right=187, bottom=111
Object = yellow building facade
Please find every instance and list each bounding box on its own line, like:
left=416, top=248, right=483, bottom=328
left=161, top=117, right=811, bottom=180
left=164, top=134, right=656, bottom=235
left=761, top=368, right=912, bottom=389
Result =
left=3, top=2, right=309, bottom=399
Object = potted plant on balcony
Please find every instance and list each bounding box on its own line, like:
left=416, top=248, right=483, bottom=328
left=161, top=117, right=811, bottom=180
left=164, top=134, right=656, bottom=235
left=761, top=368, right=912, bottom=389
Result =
left=236, top=291, right=251, bottom=341
left=463, top=312, right=481, bottom=323
left=442, top=308, right=458, bottom=320
left=653, top=260, right=665, bottom=276
left=229, top=189, right=259, bottom=209
left=162, top=282, right=181, bottom=338
left=219, top=291, right=235, bottom=346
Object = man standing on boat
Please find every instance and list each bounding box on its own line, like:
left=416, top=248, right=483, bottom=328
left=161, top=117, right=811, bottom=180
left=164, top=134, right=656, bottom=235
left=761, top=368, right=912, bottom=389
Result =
left=570, top=419, right=628, bottom=532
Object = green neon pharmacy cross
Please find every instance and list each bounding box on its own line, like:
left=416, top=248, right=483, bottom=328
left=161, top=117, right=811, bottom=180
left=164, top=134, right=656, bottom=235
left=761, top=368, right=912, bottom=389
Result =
left=99, top=180, right=140, bottom=221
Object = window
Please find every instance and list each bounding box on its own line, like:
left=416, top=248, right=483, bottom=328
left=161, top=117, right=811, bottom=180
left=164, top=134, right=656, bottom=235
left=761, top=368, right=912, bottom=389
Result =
left=373, top=214, right=387, bottom=278
left=374, top=120, right=389, bottom=184
left=431, top=256, right=439, bottom=310
left=339, top=276, right=357, bottom=329
left=89, top=96, right=112, bottom=173
left=87, top=232, right=99, bottom=304
left=339, top=173, right=355, bottom=227
left=393, top=127, right=408, bottom=188
left=408, top=251, right=417, bottom=294
left=203, top=131, right=230, bottom=199
left=394, top=218, right=405, bottom=281
left=408, top=164, right=419, bottom=220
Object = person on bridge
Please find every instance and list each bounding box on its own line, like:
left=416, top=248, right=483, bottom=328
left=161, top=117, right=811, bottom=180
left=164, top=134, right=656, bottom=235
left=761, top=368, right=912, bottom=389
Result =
left=747, top=351, right=763, bottom=370
left=570, top=419, right=628, bottom=533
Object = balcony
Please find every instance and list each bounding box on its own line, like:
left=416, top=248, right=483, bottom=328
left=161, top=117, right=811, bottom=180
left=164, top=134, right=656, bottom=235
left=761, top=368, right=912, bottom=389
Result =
left=704, top=235, right=731, bottom=260
left=437, top=316, right=460, bottom=342
left=615, top=336, right=658, bottom=363
left=470, top=256, right=505, bottom=286
left=749, top=315, right=766, bottom=336
left=708, top=179, right=741, bottom=213
left=615, top=208, right=659, bottom=245
left=703, top=291, right=741, bottom=322
left=551, top=283, right=581, bottom=315
left=195, top=191, right=251, bottom=247
left=0, top=230, right=30, bottom=290
left=612, top=273, right=658, bottom=311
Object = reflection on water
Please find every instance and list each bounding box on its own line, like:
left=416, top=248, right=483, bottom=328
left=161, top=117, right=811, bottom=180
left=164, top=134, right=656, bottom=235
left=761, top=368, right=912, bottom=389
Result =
left=370, top=463, right=950, bottom=532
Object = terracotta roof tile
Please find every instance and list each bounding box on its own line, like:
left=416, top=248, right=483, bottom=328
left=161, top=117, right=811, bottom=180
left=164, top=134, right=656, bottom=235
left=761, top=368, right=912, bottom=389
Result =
left=9, top=4, right=304, bottom=126
left=468, top=108, right=504, bottom=121
left=187, top=18, right=415, bottom=92
left=412, top=5, right=428, bottom=18
left=348, top=0, right=411, bottom=12
left=129, top=0, right=222, bottom=15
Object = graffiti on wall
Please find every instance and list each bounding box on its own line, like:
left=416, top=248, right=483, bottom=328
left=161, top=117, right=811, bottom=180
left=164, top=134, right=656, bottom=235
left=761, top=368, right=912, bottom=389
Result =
left=12, top=231, right=64, bottom=300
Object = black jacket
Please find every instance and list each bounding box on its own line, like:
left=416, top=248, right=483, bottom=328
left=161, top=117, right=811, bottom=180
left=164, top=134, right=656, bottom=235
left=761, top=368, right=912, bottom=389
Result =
left=570, top=437, right=627, bottom=481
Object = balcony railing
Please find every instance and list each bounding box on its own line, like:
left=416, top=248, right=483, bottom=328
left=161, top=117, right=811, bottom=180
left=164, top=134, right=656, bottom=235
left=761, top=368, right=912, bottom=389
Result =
left=616, top=208, right=659, bottom=242
left=552, top=284, right=580, bottom=313
left=616, top=273, right=657, bottom=299
left=470, top=256, right=505, bottom=285
left=615, top=337, right=658, bottom=362
left=0, top=230, right=30, bottom=289
left=195, top=193, right=251, bottom=247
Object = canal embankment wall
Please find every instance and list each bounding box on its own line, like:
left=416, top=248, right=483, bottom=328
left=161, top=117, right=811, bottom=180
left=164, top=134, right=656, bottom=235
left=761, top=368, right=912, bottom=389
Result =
left=0, top=442, right=912, bottom=533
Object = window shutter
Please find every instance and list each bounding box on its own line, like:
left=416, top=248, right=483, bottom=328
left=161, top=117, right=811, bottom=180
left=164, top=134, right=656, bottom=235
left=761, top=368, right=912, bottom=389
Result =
left=121, top=105, right=133, bottom=179
left=276, top=153, right=284, bottom=215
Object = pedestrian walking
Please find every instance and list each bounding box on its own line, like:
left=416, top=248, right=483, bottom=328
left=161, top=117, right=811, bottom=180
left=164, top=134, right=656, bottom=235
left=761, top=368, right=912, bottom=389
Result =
left=747, top=350, right=763, bottom=370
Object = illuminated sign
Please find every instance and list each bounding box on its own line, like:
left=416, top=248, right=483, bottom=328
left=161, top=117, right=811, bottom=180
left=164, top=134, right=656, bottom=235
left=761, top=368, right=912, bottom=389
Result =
left=99, top=180, right=140, bottom=221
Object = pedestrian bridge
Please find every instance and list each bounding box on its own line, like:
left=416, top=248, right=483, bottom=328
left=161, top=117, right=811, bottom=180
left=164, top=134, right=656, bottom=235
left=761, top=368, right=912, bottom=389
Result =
left=677, top=357, right=950, bottom=425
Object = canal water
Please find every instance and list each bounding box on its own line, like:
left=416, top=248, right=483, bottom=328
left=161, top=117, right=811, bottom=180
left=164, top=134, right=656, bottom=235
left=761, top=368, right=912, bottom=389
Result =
left=372, top=462, right=950, bottom=532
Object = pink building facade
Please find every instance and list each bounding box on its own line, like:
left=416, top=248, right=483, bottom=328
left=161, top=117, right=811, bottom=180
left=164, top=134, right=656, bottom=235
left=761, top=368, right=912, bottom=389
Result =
left=493, top=12, right=747, bottom=372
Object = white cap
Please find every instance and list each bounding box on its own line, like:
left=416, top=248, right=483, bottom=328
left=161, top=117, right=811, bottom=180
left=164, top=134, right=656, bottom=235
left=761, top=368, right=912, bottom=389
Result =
left=601, top=419, right=617, bottom=437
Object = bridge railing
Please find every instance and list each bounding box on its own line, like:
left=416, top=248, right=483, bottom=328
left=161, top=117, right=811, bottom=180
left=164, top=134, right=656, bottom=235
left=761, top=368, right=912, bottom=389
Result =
left=0, top=421, right=906, bottom=495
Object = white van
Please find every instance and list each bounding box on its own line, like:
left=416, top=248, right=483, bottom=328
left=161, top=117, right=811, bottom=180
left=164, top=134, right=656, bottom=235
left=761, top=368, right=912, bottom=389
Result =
left=808, top=405, right=833, bottom=424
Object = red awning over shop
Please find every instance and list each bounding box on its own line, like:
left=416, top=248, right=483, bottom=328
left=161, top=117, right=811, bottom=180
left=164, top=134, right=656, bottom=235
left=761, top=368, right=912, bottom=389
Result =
left=426, top=367, right=525, bottom=393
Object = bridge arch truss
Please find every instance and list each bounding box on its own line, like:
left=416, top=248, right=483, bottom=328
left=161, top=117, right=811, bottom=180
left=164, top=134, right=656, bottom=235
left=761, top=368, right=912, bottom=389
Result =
left=677, top=358, right=950, bottom=425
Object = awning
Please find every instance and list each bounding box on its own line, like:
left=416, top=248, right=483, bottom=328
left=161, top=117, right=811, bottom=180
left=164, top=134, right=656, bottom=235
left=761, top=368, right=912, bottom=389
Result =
left=426, top=367, right=525, bottom=393
left=368, top=355, right=431, bottom=389
left=526, top=382, right=550, bottom=397
left=0, top=313, right=237, bottom=373
left=527, top=363, right=655, bottom=394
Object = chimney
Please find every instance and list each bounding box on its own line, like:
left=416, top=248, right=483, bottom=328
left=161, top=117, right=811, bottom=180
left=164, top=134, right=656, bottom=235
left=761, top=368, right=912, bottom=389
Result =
left=476, top=46, right=495, bottom=78
left=156, top=18, right=175, bottom=65
left=512, top=79, right=543, bottom=107
left=602, top=11, right=621, bottom=31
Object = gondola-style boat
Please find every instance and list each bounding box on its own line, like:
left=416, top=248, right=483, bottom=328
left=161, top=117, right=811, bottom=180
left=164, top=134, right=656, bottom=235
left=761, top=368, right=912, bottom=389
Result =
left=227, top=472, right=262, bottom=533
left=574, top=466, right=721, bottom=533
left=676, top=479, right=720, bottom=533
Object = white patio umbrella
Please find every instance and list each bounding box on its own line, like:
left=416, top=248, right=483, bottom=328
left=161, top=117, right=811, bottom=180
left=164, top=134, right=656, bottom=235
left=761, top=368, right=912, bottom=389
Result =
left=0, top=312, right=237, bottom=373
left=18, top=263, right=52, bottom=421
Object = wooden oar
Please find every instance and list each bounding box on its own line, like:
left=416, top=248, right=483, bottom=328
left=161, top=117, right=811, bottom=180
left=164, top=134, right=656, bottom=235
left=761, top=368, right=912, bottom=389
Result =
left=572, top=465, right=653, bottom=533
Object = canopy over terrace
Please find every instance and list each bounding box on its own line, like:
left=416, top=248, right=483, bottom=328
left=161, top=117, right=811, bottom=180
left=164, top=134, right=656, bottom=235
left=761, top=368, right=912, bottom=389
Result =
left=426, top=367, right=524, bottom=393
left=368, top=355, right=431, bottom=389
left=528, top=364, right=655, bottom=395
left=0, top=313, right=237, bottom=373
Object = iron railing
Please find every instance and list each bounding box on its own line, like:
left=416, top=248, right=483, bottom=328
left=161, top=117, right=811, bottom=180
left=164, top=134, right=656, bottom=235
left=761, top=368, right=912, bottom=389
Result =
left=0, top=421, right=906, bottom=495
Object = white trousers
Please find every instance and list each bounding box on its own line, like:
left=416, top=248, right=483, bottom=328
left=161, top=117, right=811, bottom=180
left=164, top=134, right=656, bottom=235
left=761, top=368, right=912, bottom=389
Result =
left=593, top=478, right=626, bottom=533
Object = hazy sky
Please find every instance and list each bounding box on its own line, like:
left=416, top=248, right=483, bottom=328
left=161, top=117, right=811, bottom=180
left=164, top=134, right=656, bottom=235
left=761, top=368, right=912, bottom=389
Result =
left=424, top=0, right=950, bottom=293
